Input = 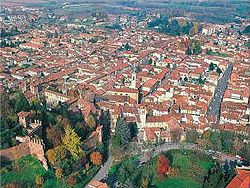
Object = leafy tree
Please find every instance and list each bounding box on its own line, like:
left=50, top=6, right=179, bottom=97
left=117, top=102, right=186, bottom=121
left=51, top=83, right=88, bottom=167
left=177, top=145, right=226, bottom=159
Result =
left=86, top=113, right=96, bottom=130
left=46, top=146, right=67, bottom=166
left=55, top=168, right=63, bottom=179
left=239, top=143, right=250, bottom=161
left=46, top=149, right=57, bottom=164
left=90, top=151, right=103, bottom=166
left=189, top=22, right=199, bottom=36
left=233, top=138, right=242, bottom=153
left=100, top=110, right=111, bottom=143
left=171, top=129, right=182, bottom=143
left=5, top=183, right=22, bottom=188
left=209, top=131, right=222, bottom=151
left=216, top=67, right=223, bottom=75
left=197, top=138, right=212, bottom=150
left=113, top=117, right=131, bottom=146
left=156, top=155, right=170, bottom=179
left=14, top=92, right=30, bottom=112
left=68, top=176, right=76, bottom=187
left=193, top=42, right=202, bottom=55
left=186, top=129, right=200, bottom=143
left=129, top=122, right=138, bottom=138
left=242, top=25, right=250, bottom=34
left=124, top=42, right=132, bottom=50
left=186, top=47, right=192, bottom=55
left=54, top=103, right=70, bottom=118
left=206, top=49, right=213, bottom=55
left=46, top=125, right=64, bottom=147
left=117, top=159, right=137, bottom=184
left=141, top=176, right=149, bottom=188
left=74, top=122, right=90, bottom=140
left=220, top=131, right=234, bottom=152
left=35, top=175, right=44, bottom=187
left=62, top=126, right=84, bottom=160
left=209, top=63, right=216, bottom=71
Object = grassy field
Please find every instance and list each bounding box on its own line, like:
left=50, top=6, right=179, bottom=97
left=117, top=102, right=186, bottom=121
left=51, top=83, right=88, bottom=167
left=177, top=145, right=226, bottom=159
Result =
left=1, top=155, right=46, bottom=186
left=1, top=154, right=99, bottom=188
left=151, top=149, right=214, bottom=188
left=155, top=177, right=200, bottom=188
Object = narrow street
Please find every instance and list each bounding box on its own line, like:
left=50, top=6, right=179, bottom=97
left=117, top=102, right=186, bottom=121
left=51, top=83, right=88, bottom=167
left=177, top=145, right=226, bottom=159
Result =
left=207, top=63, right=233, bottom=123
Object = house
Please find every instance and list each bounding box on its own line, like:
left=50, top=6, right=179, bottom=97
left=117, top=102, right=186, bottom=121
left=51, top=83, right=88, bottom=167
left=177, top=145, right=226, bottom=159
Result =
left=86, top=179, right=108, bottom=188
left=106, top=87, right=139, bottom=104
left=43, top=89, right=71, bottom=108
left=226, top=168, right=250, bottom=188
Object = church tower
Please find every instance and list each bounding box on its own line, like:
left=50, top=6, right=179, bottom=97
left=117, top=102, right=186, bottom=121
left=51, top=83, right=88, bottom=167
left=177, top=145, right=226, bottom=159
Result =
left=139, top=108, right=147, bottom=129
left=131, top=68, right=137, bottom=89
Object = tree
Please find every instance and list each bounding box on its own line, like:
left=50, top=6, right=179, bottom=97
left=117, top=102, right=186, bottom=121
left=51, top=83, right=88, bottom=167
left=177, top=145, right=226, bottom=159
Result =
left=35, top=175, right=44, bottom=187
left=193, top=42, right=202, bottom=55
left=14, top=91, right=30, bottom=112
left=124, top=42, right=132, bottom=50
left=141, top=176, right=149, bottom=188
left=62, top=126, right=84, bottom=160
left=209, top=63, right=216, bottom=71
left=156, top=155, right=170, bottom=179
left=242, top=25, right=250, bottom=34
left=74, top=122, right=90, bottom=140
left=90, top=151, right=103, bottom=166
left=5, top=183, right=22, bottom=188
left=186, top=47, right=192, bottom=55
left=86, top=113, right=96, bottom=130
left=216, top=67, right=222, bottom=75
left=171, top=129, right=182, bottom=143
left=129, top=122, right=138, bottom=138
left=100, top=110, right=111, bottom=143
left=186, top=129, right=200, bottom=143
left=114, top=117, right=131, bottom=146
left=189, top=22, right=199, bottom=36
left=209, top=131, right=222, bottom=151
left=68, top=176, right=76, bottom=187
left=46, top=149, right=57, bottom=164
left=55, top=168, right=63, bottom=179
left=46, top=125, right=64, bottom=147
left=197, top=138, right=212, bottom=150
left=233, top=138, right=242, bottom=153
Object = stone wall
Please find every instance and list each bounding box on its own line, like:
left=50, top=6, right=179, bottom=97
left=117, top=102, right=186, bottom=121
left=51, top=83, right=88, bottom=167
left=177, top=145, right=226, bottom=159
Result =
left=0, top=136, right=48, bottom=170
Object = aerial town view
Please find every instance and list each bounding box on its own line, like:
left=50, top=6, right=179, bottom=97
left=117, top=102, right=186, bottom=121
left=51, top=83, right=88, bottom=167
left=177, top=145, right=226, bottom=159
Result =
left=0, top=0, right=249, bottom=187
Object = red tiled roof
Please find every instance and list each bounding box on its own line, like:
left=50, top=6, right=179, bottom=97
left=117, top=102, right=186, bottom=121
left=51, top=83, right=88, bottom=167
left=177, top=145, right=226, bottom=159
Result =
left=226, top=169, right=250, bottom=188
left=17, top=111, right=31, bottom=117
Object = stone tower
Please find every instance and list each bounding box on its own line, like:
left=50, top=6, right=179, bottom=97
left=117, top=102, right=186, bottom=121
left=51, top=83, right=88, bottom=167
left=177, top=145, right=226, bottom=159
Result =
left=131, top=69, right=137, bottom=89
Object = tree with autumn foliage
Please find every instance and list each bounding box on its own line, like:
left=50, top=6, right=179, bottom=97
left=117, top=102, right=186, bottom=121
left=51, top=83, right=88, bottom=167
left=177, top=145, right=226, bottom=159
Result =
left=86, top=113, right=96, bottom=130
left=55, top=168, right=63, bottom=179
left=90, top=151, right=103, bottom=166
left=156, top=155, right=170, bottom=179
left=68, top=175, right=76, bottom=187
left=62, top=126, right=84, bottom=160
left=46, top=145, right=67, bottom=165
left=35, top=175, right=44, bottom=187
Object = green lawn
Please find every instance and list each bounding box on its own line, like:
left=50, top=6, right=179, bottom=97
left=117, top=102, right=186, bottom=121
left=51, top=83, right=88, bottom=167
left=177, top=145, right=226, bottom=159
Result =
left=151, top=150, right=214, bottom=188
left=1, top=155, right=46, bottom=186
left=106, top=149, right=231, bottom=188
left=155, top=177, right=200, bottom=188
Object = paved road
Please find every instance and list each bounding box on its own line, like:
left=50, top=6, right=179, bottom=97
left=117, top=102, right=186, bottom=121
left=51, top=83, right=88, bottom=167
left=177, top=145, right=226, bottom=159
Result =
left=207, top=63, right=233, bottom=123
left=91, top=155, right=113, bottom=181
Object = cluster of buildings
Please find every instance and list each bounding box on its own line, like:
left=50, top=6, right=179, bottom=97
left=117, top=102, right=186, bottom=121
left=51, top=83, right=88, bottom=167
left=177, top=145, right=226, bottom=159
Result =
left=1, top=6, right=250, bottom=145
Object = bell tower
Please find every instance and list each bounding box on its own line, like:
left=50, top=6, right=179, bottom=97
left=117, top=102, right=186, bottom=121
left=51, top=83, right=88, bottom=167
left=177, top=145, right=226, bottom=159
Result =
left=139, top=108, right=147, bottom=128
left=131, top=71, right=137, bottom=89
